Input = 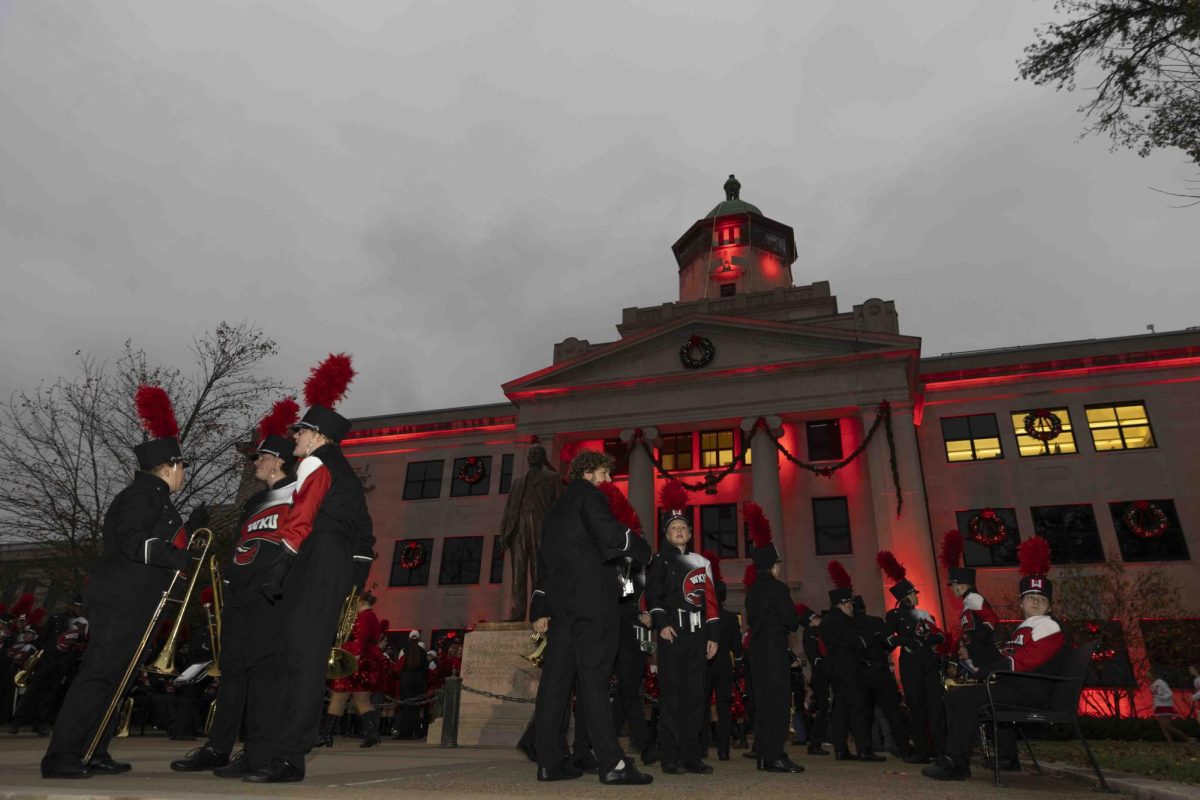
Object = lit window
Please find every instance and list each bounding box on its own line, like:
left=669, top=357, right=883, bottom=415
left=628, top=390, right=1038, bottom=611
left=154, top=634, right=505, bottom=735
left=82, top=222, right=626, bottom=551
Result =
left=940, top=414, right=1003, bottom=462
left=658, top=433, right=693, bottom=471
left=1086, top=403, right=1156, bottom=451
left=700, top=430, right=735, bottom=468
left=1009, top=409, right=1077, bottom=457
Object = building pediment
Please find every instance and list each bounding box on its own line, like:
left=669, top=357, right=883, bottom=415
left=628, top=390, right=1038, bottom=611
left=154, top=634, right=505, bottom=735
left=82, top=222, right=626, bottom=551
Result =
left=504, top=316, right=919, bottom=400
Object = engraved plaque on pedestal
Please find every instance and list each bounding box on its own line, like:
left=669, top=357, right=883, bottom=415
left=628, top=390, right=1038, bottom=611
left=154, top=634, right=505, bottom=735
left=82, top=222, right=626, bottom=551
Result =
left=427, top=621, right=541, bottom=746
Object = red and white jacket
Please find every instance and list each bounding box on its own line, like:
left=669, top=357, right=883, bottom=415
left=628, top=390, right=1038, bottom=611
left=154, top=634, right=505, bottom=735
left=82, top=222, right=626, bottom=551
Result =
left=959, top=591, right=1000, bottom=638
left=1001, top=614, right=1064, bottom=672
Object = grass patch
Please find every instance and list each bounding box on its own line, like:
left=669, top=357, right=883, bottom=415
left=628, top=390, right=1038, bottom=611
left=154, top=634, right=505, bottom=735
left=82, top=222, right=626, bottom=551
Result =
left=1032, top=739, right=1200, bottom=785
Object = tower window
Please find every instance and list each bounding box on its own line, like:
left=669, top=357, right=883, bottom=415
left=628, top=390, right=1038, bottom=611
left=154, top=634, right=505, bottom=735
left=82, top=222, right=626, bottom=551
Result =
left=719, top=283, right=736, bottom=297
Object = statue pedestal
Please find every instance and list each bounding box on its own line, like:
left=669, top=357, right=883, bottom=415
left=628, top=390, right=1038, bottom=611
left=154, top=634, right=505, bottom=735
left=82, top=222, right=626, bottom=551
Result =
left=427, top=622, right=540, bottom=746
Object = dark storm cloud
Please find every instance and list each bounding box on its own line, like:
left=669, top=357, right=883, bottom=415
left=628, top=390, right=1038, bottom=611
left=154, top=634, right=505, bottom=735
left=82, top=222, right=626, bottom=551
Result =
left=1, top=1, right=1195, bottom=420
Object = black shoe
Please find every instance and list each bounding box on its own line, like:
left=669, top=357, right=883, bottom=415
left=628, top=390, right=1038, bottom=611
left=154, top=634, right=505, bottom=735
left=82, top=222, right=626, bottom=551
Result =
left=758, top=756, right=805, bottom=773
left=536, top=762, right=584, bottom=782
left=213, top=751, right=249, bottom=778
left=661, top=762, right=687, bottom=775
left=683, top=759, right=713, bottom=775
left=359, top=710, right=380, bottom=749
left=921, top=756, right=970, bottom=781
left=984, top=756, right=1022, bottom=772
left=834, top=751, right=858, bottom=761
left=600, top=761, right=653, bottom=785
left=171, top=745, right=229, bottom=772
left=41, top=757, right=92, bottom=779
left=859, top=751, right=886, bottom=763
left=572, top=752, right=599, bottom=774
left=314, top=712, right=338, bottom=748
left=903, top=753, right=932, bottom=765
left=640, top=740, right=659, bottom=766
left=244, top=758, right=304, bottom=783
left=87, top=755, right=131, bottom=774
left=806, top=745, right=828, bottom=756
left=717, top=745, right=729, bottom=761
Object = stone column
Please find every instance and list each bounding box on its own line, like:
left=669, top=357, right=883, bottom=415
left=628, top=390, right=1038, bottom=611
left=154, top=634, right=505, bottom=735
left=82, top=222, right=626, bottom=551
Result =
left=741, top=415, right=784, bottom=557
left=620, top=426, right=657, bottom=536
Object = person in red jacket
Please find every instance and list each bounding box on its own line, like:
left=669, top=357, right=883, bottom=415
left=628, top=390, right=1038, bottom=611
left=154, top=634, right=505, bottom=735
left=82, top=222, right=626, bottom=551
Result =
left=923, top=537, right=1067, bottom=781
left=318, top=592, right=383, bottom=748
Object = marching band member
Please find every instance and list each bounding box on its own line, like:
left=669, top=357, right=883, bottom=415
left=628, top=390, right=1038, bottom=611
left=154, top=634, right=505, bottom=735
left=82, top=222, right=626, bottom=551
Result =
left=923, top=537, right=1067, bottom=781
left=797, top=604, right=830, bottom=756
left=42, top=386, right=203, bottom=779
left=822, top=563, right=882, bottom=762
left=244, top=355, right=375, bottom=784
left=171, top=399, right=299, bottom=776
left=706, top=564, right=741, bottom=761
left=743, top=504, right=804, bottom=774
left=940, top=530, right=1000, bottom=666
left=644, top=498, right=719, bottom=776
left=319, top=592, right=384, bottom=749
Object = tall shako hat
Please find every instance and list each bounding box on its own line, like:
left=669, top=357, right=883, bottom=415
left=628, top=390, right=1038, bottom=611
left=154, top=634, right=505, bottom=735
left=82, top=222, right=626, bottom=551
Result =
left=876, top=550, right=916, bottom=602
left=133, top=385, right=186, bottom=470
left=658, top=480, right=690, bottom=532
left=1018, top=536, right=1053, bottom=601
left=256, top=397, right=300, bottom=462
left=293, top=354, right=355, bottom=442
left=795, top=603, right=818, bottom=627
left=940, top=529, right=975, bottom=586
left=743, top=501, right=780, bottom=589
left=827, top=560, right=853, bottom=607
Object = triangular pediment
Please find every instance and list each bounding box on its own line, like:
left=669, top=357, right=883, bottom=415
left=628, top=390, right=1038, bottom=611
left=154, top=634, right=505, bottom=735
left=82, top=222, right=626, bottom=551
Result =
left=504, top=316, right=919, bottom=396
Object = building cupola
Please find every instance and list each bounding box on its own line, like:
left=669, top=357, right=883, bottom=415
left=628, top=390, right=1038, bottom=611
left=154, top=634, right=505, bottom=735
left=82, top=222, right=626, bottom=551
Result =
left=671, top=175, right=797, bottom=303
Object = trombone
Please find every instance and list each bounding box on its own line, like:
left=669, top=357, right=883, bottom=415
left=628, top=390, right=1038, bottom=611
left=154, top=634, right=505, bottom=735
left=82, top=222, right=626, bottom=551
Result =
left=327, top=585, right=360, bottom=679
left=202, top=555, right=223, bottom=678
left=83, top=528, right=213, bottom=764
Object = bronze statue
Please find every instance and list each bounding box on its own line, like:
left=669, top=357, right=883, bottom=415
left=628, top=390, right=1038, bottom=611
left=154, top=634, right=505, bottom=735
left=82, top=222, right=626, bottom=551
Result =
left=498, top=445, right=563, bottom=621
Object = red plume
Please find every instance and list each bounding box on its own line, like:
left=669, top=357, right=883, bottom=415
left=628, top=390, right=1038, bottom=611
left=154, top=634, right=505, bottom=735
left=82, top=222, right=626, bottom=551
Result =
left=743, top=501, right=772, bottom=548
left=259, top=397, right=300, bottom=441
left=875, top=550, right=907, bottom=584
left=29, top=608, right=45, bottom=626
left=1018, top=536, right=1052, bottom=577
left=303, top=353, right=355, bottom=409
left=200, top=587, right=214, bottom=606
left=658, top=480, right=689, bottom=512
left=135, top=385, right=179, bottom=439
left=701, top=550, right=723, bottom=584
left=940, top=529, right=965, bottom=571
left=12, top=593, right=33, bottom=617
left=827, top=560, right=853, bottom=590
left=598, top=482, right=643, bottom=536
left=743, top=562, right=758, bottom=589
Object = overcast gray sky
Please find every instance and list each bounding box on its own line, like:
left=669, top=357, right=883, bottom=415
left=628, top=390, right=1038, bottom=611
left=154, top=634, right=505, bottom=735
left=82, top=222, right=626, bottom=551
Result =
left=2, top=1, right=1196, bottom=420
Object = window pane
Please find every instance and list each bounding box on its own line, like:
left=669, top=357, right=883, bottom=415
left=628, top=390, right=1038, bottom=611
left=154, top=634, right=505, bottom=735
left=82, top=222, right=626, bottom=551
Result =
left=1091, top=429, right=1124, bottom=451
left=1086, top=407, right=1116, bottom=425
left=1108, top=499, right=1190, bottom=562
left=403, top=461, right=443, bottom=500
left=968, top=414, right=999, bottom=438
left=489, top=535, right=505, bottom=583
left=945, top=440, right=975, bottom=462
left=974, top=438, right=1002, bottom=459
left=1087, top=402, right=1156, bottom=453
left=941, top=417, right=971, bottom=440
left=450, top=456, right=492, bottom=497
left=438, top=536, right=483, bottom=585
left=498, top=454, right=515, bottom=494
left=390, top=538, right=433, bottom=587
left=1010, top=409, right=1077, bottom=458
left=700, top=503, right=738, bottom=558
left=1030, top=504, right=1104, bottom=564
left=806, top=419, right=843, bottom=461
left=1122, top=426, right=1155, bottom=449
left=1115, top=404, right=1147, bottom=422
left=956, top=508, right=1020, bottom=567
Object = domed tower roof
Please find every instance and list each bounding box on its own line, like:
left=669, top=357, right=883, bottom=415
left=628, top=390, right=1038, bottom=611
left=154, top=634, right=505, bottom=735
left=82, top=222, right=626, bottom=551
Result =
left=705, top=174, right=761, bottom=218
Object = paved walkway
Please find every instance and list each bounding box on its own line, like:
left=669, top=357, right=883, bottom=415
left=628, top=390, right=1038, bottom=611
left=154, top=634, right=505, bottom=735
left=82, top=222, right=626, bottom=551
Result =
left=0, top=734, right=1131, bottom=800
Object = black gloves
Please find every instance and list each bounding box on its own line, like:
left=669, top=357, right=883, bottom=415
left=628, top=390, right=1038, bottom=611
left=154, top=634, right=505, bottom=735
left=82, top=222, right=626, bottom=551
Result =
left=185, top=503, right=210, bottom=534
left=261, top=552, right=294, bottom=604
left=352, top=557, right=372, bottom=590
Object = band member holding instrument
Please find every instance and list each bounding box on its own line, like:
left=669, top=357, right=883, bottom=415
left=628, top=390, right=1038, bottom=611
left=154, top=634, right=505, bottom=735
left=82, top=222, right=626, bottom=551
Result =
left=320, top=591, right=384, bottom=748
left=940, top=530, right=1001, bottom=667
left=171, top=399, right=299, bottom=776
left=42, top=386, right=205, bottom=779
left=244, top=355, right=375, bottom=784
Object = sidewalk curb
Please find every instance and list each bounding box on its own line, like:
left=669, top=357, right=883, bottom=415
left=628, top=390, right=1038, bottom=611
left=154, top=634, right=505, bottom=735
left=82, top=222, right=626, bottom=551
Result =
left=1041, top=760, right=1200, bottom=800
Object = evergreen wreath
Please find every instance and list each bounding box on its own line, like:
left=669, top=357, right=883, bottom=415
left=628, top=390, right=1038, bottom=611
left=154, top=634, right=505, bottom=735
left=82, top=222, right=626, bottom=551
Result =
left=1123, top=500, right=1169, bottom=539
left=679, top=335, right=716, bottom=369
left=1023, top=410, right=1063, bottom=443
left=457, top=456, right=486, bottom=485
left=968, top=509, right=1008, bottom=547
left=399, top=541, right=426, bottom=570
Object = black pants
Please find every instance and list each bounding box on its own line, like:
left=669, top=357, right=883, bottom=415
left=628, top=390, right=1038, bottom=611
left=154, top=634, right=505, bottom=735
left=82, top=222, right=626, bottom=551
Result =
left=862, top=666, right=910, bottom=753
left=899, top=650, right=944, bottom=758
left=707, top=658, right=733, bottom=751
left=808, top=661, right=830, bottom=746
left=657, top=628, right=707, bottom=765
left=44, top=588, right=160, bottom=766
left=829, top=664, right=873, bottom=755
left=204, top=596, right=272, bottom=755
left=611, top=633, right=651, bottom=749
left=942, top=683, right=1040, bottom=761
left=533, top=611, right=624, bottom=773
left=16, top=653, right=71, bottom=726
left=748, top=636, right=789, bottom=761
left=396, top=670, right=427, bottom=738
left=250, top=532, right=351, bottom=769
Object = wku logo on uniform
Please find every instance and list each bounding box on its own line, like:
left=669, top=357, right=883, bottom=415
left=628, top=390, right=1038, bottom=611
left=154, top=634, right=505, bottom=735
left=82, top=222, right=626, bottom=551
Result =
left=683, top=568, right=708, bottom=608
left=246, top=514, right=279, bottom=534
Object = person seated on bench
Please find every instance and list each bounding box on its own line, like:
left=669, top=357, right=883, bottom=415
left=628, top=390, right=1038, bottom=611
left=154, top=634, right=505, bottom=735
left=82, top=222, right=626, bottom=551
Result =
left=923, top=537, right=1067, bottom=781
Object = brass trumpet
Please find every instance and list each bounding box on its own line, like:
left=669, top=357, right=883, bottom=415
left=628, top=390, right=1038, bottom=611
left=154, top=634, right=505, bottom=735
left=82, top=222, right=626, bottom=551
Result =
left=525, top=632, right=547, bottom=666
left=327, top=585, right=360, bottom=679
left=83, top=528, right=213, bottom=764
left=13, top=648, right=42, bottom=689
left=203, top=555, right=224, bottom=678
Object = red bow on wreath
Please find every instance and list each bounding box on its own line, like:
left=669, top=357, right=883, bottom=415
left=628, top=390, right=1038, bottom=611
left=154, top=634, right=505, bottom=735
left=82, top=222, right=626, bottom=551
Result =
left=457, top=456, right=486, bottom=485
left=1123, top=500, right=1169, bottom=539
